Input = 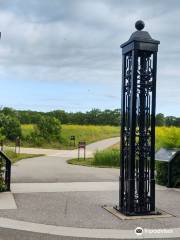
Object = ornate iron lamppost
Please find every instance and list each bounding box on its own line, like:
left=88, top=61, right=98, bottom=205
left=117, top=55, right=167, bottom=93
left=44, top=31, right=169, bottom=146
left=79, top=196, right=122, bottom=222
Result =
left=117, top=20, right=160, bottom=215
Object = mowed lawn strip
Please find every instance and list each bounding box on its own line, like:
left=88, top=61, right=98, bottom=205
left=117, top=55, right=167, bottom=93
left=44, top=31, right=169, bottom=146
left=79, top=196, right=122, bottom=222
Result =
left=67, top=157, right=119, bottom=168
left=4, top=150, right=45, bottom=164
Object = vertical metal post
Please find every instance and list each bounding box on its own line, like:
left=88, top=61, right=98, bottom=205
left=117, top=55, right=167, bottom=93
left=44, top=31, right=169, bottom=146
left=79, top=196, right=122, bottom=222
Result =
left=116, top=20, right=160, bottom=216
left=0, top=141, right=3, bottom=151
left=138, top=53, right=147, bottom=211
left=0, top=151, right=11, bottom=192
left=5, top=159, right=11, bottom=191
left=78, top=148, right=80, bottom=160
left=127, top=49, right=138, bottom=214
left=167, top=161, right=172, bottom=188
left=150, top=52, right=157, bottom=212
left=119, top=54, right=126, bottom=210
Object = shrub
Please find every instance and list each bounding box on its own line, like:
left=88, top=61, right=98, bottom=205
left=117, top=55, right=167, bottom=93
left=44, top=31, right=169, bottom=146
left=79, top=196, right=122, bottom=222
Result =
left=156, top=161, right=168, bottom=186
left=156, top=127, right=180, bottom=150
left=0, top=113, right=21, bottom=141
left=156, top=153, right=180, bottom=187
left=94, top=149, right=120, bottom=167
left=32, top=116, right=61, bottom=142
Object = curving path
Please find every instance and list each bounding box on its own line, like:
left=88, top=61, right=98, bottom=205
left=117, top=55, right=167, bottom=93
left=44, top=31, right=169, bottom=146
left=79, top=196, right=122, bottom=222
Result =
left=11, top=137, right=120, bottom=183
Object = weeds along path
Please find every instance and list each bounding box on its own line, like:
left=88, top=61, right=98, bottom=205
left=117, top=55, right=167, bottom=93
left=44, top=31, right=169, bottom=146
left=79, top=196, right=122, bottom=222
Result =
left=11, top=137, right=120, bottom=183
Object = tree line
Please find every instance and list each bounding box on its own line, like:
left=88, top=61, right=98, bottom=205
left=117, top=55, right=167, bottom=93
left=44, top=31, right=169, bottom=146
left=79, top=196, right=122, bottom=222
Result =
left=156, top=113, right=180, bottom=127
left=0, top=107, right=179, bottom=130
left=12, top=108, right=121, bottom=126
left=0, top=107, right=179, bottom=145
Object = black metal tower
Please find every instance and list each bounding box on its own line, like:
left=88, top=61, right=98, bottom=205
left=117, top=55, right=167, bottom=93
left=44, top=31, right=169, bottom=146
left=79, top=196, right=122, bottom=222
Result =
left=117, top=20, right=160, bottom=215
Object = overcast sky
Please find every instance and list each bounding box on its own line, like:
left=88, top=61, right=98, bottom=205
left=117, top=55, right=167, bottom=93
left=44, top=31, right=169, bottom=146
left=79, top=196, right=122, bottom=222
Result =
left=0, top=0, right=179, bottom=116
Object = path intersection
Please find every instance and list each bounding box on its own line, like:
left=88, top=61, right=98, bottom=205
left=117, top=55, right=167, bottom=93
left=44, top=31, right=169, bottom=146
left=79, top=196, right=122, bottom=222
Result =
left=0, top=137, right=180, bottom=240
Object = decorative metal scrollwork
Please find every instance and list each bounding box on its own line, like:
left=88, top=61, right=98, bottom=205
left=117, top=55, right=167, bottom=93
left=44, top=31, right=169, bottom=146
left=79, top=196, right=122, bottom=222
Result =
left=119, top=51, right=156, bottom=215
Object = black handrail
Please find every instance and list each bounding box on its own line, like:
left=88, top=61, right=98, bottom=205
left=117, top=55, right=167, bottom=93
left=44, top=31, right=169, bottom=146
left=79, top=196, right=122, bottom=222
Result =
left=0, top=150, right=11, bottom=191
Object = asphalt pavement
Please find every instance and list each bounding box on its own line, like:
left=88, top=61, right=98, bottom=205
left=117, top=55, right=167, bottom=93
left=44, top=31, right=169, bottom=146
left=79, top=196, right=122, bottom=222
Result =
left=0, top=137, right=180, bottom=240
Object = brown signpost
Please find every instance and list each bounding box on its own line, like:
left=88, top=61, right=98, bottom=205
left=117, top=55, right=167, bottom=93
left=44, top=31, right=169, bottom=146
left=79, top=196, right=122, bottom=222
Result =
left=78, top=141, right=86, bottom=160
left=15, top=136, right=21, bottom=154
left=0, top=140, right=4, bottom=151
left=70, top=135, right=76, bottom=147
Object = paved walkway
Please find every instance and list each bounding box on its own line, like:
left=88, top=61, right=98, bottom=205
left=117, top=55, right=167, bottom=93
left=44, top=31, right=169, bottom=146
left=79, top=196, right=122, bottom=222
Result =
left=12, top=137, right=120, bottom=183
left=0, top=185, right=180, bottom=239
left=13, top=137, right=120, bottom=157
left=1, top=137, right=180, bottom=239
left=12, top=155, right=119, bottom=183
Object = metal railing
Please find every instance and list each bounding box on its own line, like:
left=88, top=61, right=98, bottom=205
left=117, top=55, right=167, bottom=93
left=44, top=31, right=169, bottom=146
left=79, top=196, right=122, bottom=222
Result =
left=0, top=151, right=11, bottom=191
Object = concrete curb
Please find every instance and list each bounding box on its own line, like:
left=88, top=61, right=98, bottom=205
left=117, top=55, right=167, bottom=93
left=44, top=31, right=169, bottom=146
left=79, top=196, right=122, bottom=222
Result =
left=0, top=192, right=17, bottom=209
left=0, top=217, right=179, bottom=239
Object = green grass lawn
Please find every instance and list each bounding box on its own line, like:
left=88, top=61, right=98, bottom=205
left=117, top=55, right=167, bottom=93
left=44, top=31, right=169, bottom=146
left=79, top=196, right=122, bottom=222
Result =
left=20, top=124, right=120, bottom=149
left=4, top=150, right=44, bottom=164
left=11, top=125, right=180, bottom=151
left=61, top=124, right=119, bottom=143
left=67, top=157, right=119, bottom=168
left=68, top=158, right=95, bottom=167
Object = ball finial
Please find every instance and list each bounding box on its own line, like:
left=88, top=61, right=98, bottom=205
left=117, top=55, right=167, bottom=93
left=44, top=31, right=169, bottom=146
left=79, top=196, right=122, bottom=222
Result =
left=135, top=20, right=145, bottom=31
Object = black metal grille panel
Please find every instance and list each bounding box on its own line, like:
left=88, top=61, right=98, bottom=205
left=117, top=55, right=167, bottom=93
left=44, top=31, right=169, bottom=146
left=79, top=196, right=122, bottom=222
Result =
left=119, top=50, right=156, bottom=215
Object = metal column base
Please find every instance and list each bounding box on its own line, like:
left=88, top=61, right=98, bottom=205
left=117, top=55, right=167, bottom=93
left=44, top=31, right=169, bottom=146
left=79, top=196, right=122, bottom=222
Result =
left=113, top=205, right=161, bottom=217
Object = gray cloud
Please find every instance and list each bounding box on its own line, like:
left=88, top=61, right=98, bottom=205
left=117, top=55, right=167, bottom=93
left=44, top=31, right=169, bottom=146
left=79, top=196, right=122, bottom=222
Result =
left=0, top=0, right=179, bottom=114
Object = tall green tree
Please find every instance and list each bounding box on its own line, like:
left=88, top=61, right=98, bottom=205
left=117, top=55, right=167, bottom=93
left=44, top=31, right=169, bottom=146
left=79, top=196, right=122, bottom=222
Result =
left=156, top=113, right=165, bottom=126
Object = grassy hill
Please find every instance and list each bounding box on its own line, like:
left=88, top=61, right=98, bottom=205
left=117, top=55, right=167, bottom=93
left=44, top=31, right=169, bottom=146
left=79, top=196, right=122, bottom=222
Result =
left=11, top=124, right=180, bottom=150
left=21, top=124, right=120, bottom=149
